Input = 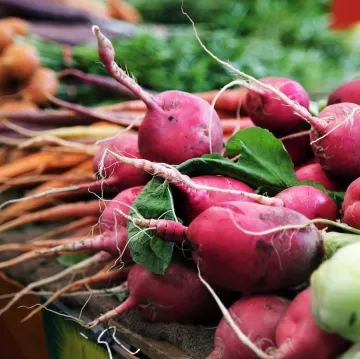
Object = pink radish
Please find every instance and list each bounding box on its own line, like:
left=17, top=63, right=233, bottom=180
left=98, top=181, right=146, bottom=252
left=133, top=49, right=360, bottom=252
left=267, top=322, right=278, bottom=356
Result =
left=274, top=288, right=349, bottom=359
left=245, top=77, right=310, bottom=136
left=88, top=260, right=228, bottom=327
left=207, top=295, right=290, bottom=359
left=295, top=163, right=338, bottom=191
left=327, top=79, right=360, bottom=106
left=92, top=26, right=223, bottom=165
left=275, top=186, right=338, bottom=230
left=342, top=177, right=360, bottom=229
left=117, top=201, right=323, bottom=292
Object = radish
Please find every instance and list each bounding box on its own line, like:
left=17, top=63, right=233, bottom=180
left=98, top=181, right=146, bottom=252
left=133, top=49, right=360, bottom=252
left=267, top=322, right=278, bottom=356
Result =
left=245, top=77, right=310, bottom=136
left=275, top=186, right=338, bottom=230
left=87, top=260, right=228, bottom=327
left=207, top=295, right=290, bottom=359
left=342, top=177, right=360, bottom=229
left=92, top=26, right=224, bottom=165
left=295, top=162, right=338, bottom=191
left=328, top=79, right=360, bottom=106
left=118, top=201, right=323, bottom=292
left=186, top=25, right=360, bottom=184
left=274, top=288, right=349, bottom=359
left=0, top=133, right=149, bottom=211
left=38, top=186, right=144, bottom=262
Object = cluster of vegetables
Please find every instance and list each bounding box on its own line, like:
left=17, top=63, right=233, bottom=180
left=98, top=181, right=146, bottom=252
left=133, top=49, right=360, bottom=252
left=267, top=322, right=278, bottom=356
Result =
left=3, top=19, right=360, bottom=359
left=0, top=17, right=59, bottom=111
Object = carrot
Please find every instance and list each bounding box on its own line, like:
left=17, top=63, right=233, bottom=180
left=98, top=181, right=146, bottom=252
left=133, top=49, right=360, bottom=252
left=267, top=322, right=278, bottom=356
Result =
left=6, top=148, right=31, bottom=162
left=0, top=100, right=38, bottom=112
left=22, top=67, right=59, bottom=104
left=100, top=99, right=146, bottom=112
left=0, top=159, right=93, bottom=223
left=0, top=23, right=13, bottom=52
left=107, top=0, right=142, bottom=23
left=0, top=200, right=101, bottom=233
left=195, top=88, right=248, bottom=113
left=30, top=216, right=97, bottom=242
left=0, top=147, right=9, bottom=166
left=0, top=17, right=30, bottom=36
left=0, top=151, right=89, bottom=179
left=1, top=43, right=40, bottom=81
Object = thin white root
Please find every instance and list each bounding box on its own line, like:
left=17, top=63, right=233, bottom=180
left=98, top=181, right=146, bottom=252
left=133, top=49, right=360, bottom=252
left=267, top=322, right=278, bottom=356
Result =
left=181, top=9, right=315, bottom=125
left=19, top=135, right=98, bottom=155
left=197, top=264, right=273, bottom=359
left=0, top=251, right=112, bottom=317
left=106, top=150, right=284, bottom=207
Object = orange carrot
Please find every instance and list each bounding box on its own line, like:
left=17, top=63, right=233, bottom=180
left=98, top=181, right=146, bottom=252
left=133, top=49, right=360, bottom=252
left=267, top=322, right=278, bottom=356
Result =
left=107, top=0, right=142, bottom=23
left=0, top=200, right=101, bottom=234
left=0, top=151, right=89, bottom=179
left=0, top=17, right=30, bottom=36
left=0, top=23, right=13, bottom=52
left=0, top=159, right=93, bottom=223
left=0, top=100, right=38, bottom=112
left=30, top=216, right=97, bottom=242
left=1, top=43, right=40, bottom=81
left=22, top=67, right=59, bottom=104
left=100, top=99, right=146, bottom=112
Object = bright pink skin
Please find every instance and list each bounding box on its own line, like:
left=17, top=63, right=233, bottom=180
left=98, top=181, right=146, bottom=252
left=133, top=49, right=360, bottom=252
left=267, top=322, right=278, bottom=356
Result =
left=207, top=295, right=290, bottom=359
left=342, top=178, right=360, bottom=229
left=295, top=163, right=338, bottom=191
left=275, top=288, right=349, bottom=359
left=328, top=79, right=360, bottom=106
left=186, top=201, right=323, bottom=292
left=93, top=133, right=150, bottom=190
left=282, top=133, right=314, bottom=167
left=95, top=260, right=227, bottom=325
left=246, top=77, right=310, bottom=136
left=275, top=186, right=338, bottom=230
left=175, top=175, right=256, bottom=223
left=138, top=90, right=224, bottom=164
left=310, top=102, right=360, bottom=184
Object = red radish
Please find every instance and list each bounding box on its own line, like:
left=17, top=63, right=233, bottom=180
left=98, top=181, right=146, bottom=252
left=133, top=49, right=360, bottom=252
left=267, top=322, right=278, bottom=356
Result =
left=295, top=163, right=338, bottom=191
left=88, top=260, right=228, bottom=327
left=327, top=79, right=360, bottom=106
left=92, top=26, right=224, bottom=165
left=245, top=77, right=310, bottom=136
left=117, top=201, right=323, bottom=293
left=309, top=103, right=360, bottom=184
left=39, top=186, right=144, bottom=262
left=275, top=186, right=338, bottom=230
left=282, top=132, right=313, bottom=167
left=207, top=295, right=290, bottom=359
left=342, top=177, right=360, bottom=229
left=0, top=133, right=149, bottom=211
left=274, top=288, right=349, bottom=359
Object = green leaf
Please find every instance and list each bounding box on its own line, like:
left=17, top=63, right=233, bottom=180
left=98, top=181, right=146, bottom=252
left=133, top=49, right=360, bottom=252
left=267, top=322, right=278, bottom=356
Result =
left=127, top=177, right=177, bottom=275
left=56, top=253, right=90, bottom=268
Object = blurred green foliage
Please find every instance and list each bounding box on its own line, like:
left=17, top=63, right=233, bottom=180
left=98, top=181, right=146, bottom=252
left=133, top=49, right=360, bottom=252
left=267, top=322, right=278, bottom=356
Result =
left=24, top=0, right=360, bottom=104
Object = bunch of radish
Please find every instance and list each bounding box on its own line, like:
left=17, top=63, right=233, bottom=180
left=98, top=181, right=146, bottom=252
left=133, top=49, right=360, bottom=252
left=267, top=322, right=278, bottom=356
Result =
left=2, top=22, right=360, bottom=359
